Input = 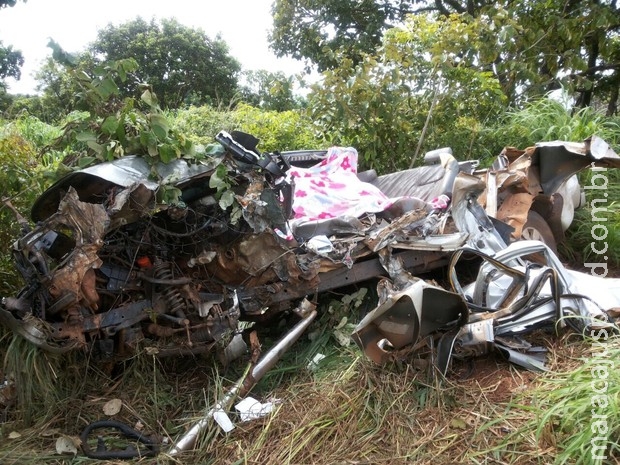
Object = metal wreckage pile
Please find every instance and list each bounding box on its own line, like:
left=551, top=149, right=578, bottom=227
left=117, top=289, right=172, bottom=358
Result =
left=1, top=130, right=620, bottom=456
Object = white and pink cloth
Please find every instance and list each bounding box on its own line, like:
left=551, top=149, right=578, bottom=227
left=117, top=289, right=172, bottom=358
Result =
left=286, top=147, right=394, bottom=225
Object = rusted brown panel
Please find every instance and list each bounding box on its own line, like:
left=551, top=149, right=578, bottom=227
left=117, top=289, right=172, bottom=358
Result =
left=495, top=192, right=533, bottom=239
left=44, top=188, right=110, bottom=315
left=206, top=233, right=321, bottom=295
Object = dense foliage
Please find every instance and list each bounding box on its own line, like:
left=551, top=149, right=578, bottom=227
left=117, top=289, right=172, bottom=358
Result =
left=306, top=14, right=508, bottom=172
left=0, top=116, right=62, bottom=290
left=0, top=0, right=22, bottom=7
left=239, top=70, right=301, bottom=111
left=270, top=0, right=620, bottom=114
left=88, top=18, right=241, bottom=109
left=270, top=0, right=405, bottom=72
left=0, top=0, right=23, bottom=96
left=0, top=40, right=22, bottom=85
left=171, top=102, right=320, bottom=151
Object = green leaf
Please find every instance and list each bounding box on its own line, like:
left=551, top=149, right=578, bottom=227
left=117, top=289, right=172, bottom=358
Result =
left=209, top=164, right=230, bottom=191
left=101, top=116, right=119, bottom=135
left=147, top=142, right=158, bottom=157
left=140, top=131, right=158, bottom=152
left=86, top=140, right=103, bottom=154
left=97, top=77, right=120, bottom=100
left=159, top=185, right=182, bottom=205
left=204, top=143, right=225, bottom=156
left=218, top=189, right=235, bottom=209
left=75, top=131, right=98, bottom=142
left=159, top=144, right=178, bottom=163
left=141, top=89, right=159, bottom=108
left=77, top=156, right=96, bottom=168
left=150, top=114, right=170, bottom=139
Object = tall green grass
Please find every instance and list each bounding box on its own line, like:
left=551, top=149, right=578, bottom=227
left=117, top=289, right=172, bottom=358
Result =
left=474, top=336, right=620, bottom=464
left=492, top=94, right=620, bottom=148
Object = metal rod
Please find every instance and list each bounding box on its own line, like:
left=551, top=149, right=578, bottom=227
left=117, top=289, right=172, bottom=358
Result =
left=168, top=306, right=317, bottom=456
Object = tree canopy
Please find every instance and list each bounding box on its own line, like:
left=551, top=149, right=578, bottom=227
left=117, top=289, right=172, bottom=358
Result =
left=269, top=0, right=407, bottom=72
left=306, top=12, right=509, bottom=173
left=270, top=0, right=620, bottom=114
left=0, top=41, right=22, bottom=84
left=0, top=1, right=22, bottom=8
left=88, top=17, right=241, bottom=108
left=239, top=70, right=300, bottom=111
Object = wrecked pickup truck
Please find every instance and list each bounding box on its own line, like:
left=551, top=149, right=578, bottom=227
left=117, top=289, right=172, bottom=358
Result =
left=1, top=131, right=619, bottom=377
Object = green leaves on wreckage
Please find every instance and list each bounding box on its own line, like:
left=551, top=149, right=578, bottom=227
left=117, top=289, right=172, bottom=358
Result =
left=47, top=57, right=238, bottom=212
left=57, top=58, right=192, bottom=167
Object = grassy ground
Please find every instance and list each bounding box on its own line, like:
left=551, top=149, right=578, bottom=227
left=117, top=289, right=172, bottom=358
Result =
left=1, top=292, right=618, bottom=465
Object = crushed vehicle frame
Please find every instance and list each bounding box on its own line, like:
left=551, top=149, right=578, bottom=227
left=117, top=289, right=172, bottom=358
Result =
left=2, top=130, right=620, bottom=456
left=1, top=133, right=618, bottom=365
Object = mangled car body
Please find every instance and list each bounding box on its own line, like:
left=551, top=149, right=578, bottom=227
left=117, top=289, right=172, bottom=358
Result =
left=1, top=131, right=619, bottom=375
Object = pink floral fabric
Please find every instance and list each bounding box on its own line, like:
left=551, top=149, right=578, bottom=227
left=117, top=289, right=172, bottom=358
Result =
left=286, top=147, right=393, bottom=224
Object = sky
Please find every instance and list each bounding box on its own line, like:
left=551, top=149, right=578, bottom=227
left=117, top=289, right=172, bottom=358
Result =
left=0, top=0, right=307, bottom=94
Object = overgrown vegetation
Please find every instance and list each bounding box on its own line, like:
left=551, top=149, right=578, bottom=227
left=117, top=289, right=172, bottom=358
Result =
left=474, top=335, right=620, bottom=465
left=0, top=2, right=619, bottom=463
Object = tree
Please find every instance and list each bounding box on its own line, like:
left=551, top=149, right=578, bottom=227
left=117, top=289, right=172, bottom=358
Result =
left=270, top=0, right=620, bottom=114
left=270, top=0, right=410, bottom=72
left=0, top=41, right=22, bottom=83
left=0, top=1, right=23, bottom=8
left=306, top=14, right=508, bottom=172
left=239, top=70, right=301, bottom=111
left=0, top=41, right=23, bottom=112
left=0, top=0, right=24, bottom=94
left=89, top=17, right=241, bottom=109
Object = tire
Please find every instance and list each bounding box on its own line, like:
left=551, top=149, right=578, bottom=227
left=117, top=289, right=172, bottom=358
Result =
left=521, top=210, right=557, bottom=253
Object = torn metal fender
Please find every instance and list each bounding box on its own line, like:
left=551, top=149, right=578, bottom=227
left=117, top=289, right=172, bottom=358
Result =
left=30, top=155, right=222, bottom=222
left=535, top=135, right=620, bottom=195
left=450, top=172, right=509, bottom=255
left=0, top=304, right=77, bottom=353
left=351, top=280, right=468, bottom=364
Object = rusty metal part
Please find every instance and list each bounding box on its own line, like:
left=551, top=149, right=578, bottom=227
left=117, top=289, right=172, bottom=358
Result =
left=238, top=249, right=449, bottom=315
left=153, top=259, right=186, bottom=315
left=206, top=232, right=313, bottom=288
left=495, top=192, right=533, bottom=239
left=0, top=305, right=78, bottom=353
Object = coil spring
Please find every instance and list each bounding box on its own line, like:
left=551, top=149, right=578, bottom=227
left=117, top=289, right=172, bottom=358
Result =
left=153, top=259, right=186, bottom=315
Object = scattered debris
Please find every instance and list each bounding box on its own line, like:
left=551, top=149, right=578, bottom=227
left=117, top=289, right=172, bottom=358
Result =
left=307, top=353, right=326, bottom=371
left=1, top=130, right=619, bottom=457
left=235, top=396, right=279, bottom=422
left=102, top=398, right=123, bottom=416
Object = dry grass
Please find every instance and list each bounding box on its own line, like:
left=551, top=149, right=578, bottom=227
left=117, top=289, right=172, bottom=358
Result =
left=0, top=307, right=614, bottom=465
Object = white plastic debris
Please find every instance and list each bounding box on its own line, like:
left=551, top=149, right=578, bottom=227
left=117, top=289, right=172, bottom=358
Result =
left=306, top=235, right=334, bottom=255
left=235, top=396, right=278, bottom=422
left=307, top=353, right=326, bottom=371
left=213, top=408, right=235, bottom=432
